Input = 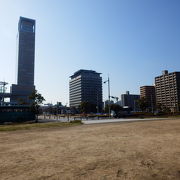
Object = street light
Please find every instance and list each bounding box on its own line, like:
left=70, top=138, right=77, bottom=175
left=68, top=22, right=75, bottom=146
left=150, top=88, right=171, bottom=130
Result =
left=104, top=76, right=111, bottom=117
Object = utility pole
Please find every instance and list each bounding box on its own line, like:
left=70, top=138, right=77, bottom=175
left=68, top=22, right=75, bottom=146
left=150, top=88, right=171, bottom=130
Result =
left=108, top=76, right=111, bottom=117
left=151, top=94, right=153, bottom=113
left=96, top=90, right=99, bottom=114
left=104, top=76, right=111, bottom=117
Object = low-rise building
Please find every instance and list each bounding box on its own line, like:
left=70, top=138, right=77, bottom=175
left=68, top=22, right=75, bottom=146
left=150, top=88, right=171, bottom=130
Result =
left=121, top=91, right=140, bottom=111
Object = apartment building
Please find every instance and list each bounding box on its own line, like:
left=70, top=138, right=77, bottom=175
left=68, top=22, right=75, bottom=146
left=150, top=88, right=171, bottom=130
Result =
left=140, top=86, right=156, bottom=111
left=155, top=70, right=180, bottom=112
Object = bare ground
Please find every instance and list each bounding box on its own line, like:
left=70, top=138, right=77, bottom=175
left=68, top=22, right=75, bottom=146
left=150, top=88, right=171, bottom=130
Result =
left=0, top=119, right=180, bottom=180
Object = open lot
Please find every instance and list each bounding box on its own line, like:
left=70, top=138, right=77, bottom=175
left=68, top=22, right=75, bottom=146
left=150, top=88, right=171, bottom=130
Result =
left=0, top=119, right=180, bottom=180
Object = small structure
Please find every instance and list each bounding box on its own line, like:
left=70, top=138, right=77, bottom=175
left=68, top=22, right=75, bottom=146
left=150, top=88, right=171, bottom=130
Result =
left=0, top=106, right=35, bottom=123
left=0, top=81, right=11, bottom=105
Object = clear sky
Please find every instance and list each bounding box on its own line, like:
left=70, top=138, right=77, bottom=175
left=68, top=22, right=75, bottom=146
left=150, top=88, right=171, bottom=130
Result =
left=0, top=0, right=180, bottom=105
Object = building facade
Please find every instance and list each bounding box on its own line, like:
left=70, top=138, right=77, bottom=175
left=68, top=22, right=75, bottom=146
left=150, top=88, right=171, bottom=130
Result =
left=155, top=70, right=180, bottom=112
left=11, top=17, right=36, bottom=104
left=69, top=70, right=102, bottom=112
left=140, top=86, right=156, bottom=112
left=121, top=91, right=140, bottom=111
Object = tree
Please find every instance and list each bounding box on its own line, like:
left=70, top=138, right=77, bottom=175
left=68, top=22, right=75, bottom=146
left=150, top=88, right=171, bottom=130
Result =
left=79, top=102, right=89, bottom=114
left=156, top=103, right=171, bottom=114
left=156, top=103, right=163, bottom=112
left=79, top=102, right=97, bottom=114
left=29, top=90, right=45, bottom=122
left=137, top=97, right=148, bottom=112
left=70, top=106, right=79, bottom=114
left=17, top=98, right=28, bottom=105
left=178, top=102, right=180, bottom=113
left=112, top=104, right=123, bottom=114
left=105, top=104, right=123, bottom=115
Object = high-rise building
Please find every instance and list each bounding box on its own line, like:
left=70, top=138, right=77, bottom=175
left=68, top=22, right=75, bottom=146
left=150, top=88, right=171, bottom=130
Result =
left=69, top=70, right=102, bottom=112
left=155, top=70, right=180, bottom=112
left=11, top=17, right=36, bottom=104
left=121, top=91, right=140, bottom=111
left=140, top=86, right=156, bottom=111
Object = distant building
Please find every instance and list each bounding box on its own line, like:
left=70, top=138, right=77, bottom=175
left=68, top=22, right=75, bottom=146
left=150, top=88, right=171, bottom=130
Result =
left=11, top=17, right=36, bottom=104
left=155, top=70, right=180, bottom=112
left=41, top=102, right=68, bottom=115
left=69, top=70, right=103, bottom=112
left=116, top=100, right=122, bottom=106
left=140, top=86, right=156, bottom=112
left=104, top=100, right=114, bottom=106
left=121, top=91, right=140, bottom=111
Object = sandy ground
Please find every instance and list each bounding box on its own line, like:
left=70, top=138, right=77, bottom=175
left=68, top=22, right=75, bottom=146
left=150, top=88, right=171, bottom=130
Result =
left=0, top=119, right=180, bottom=180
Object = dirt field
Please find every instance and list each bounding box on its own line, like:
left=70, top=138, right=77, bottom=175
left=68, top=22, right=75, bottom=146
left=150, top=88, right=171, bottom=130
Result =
left=0, top=119, right=180, bottom=180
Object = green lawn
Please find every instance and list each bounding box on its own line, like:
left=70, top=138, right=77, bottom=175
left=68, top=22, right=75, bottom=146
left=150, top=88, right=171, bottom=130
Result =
left=0, top=121, right=82, bottom=132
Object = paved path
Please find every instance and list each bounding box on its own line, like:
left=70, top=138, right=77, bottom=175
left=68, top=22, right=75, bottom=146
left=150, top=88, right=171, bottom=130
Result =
left=82, top=118, right=169, bottom=124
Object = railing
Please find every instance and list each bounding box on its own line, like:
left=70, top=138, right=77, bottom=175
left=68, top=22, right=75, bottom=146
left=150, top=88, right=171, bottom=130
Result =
left=38, top=114, right=112, bottom=122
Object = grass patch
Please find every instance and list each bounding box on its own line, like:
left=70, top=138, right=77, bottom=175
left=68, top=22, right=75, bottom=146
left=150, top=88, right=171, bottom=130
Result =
left=70, top=120, right=82, bottom=123
left=0, top=121, right=82, bottom=132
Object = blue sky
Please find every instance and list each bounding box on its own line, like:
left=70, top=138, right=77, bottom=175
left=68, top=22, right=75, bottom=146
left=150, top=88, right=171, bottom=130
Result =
left=0, top=0, right=180, bottom=105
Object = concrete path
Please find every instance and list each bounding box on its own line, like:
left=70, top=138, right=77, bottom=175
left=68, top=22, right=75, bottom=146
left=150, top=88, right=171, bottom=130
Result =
left=82, top=118, right=169, bottom=124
